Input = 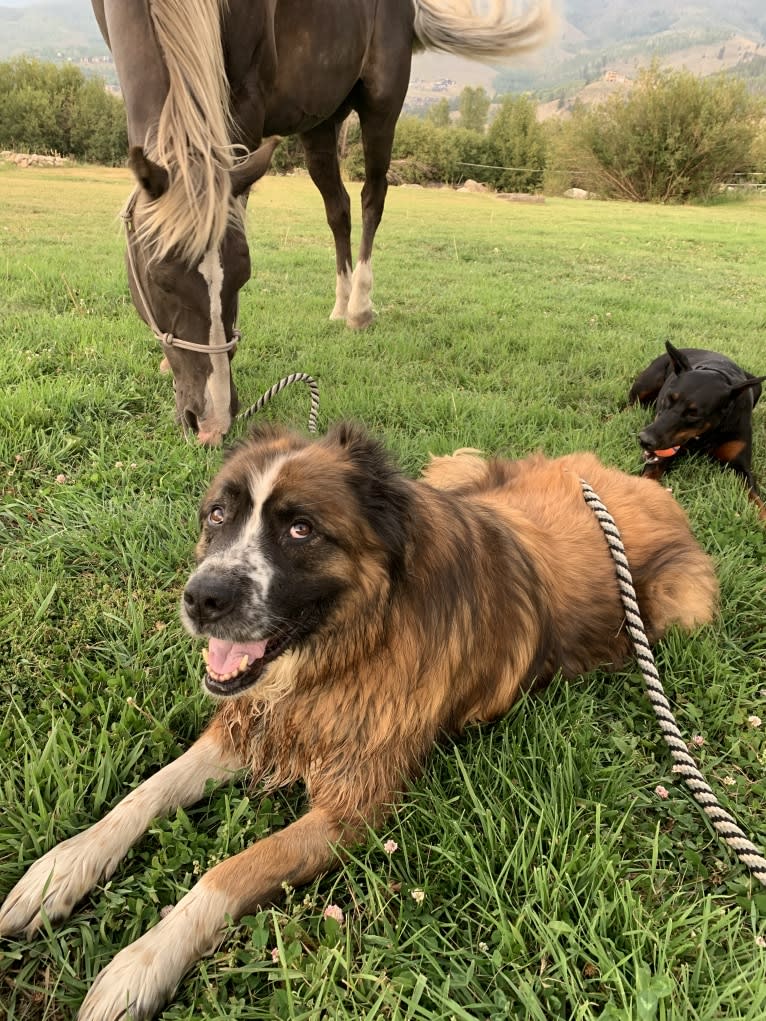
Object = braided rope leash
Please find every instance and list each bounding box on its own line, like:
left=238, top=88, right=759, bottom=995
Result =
left=237, top=373, right=320, bottom=434
left=580, top=478, right=766, bottom=886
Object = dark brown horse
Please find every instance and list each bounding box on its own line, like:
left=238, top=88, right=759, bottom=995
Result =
left=93, top=0, right=553, bottom=443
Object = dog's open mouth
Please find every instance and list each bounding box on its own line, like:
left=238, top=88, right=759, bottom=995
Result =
left=202, top=634, right=292, bottom=696
left=642, top=445, right=680, bottom=465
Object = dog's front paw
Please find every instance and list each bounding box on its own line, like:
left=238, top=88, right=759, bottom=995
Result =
left=78, top=935, right=179, bottom=1021
left=78, top=883, right=227, bottom=1020
left=0, top=828, right=114, bottom=937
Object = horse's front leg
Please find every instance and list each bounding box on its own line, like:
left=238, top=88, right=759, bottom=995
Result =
left=347, top=101, right=402, bottom=330
left=77, top=805, right=347, bottom=1021
left=0, top=717, right=242, bottom=938
left=301, top=123, right=353, bottom=321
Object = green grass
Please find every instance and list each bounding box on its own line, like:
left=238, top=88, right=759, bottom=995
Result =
left=1, top=163, right=765, bottom=1020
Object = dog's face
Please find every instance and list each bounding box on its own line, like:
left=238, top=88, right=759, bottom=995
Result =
left=638, top=370, right=727, bottom=454
left=638, top=342, right=765, bottom=460
left=181, top=423, right=411, bottom=697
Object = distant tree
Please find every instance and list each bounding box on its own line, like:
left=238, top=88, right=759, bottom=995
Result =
left=426, top=98, right=451, bottom=127
left=486, top=93, right=546, bottom=192
left=459, top=86, right=490, bottom=133
left=69, top=79, right=128, bottom=164
left=269, top=135, right=306, bottom=174
left=751, top=120, right=766, bottom=173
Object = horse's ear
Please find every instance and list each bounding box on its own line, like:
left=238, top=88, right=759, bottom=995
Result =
left=665, top=340, right=692, bottom=376
left=230, top=136, right=282, bottom=197
left=128, top=146, right=169, bottom=200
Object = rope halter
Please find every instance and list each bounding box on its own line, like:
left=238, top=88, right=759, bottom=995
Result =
left=121, top=191, right=239, bottom=357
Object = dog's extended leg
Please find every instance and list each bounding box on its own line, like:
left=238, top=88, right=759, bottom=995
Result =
left=0, top=718, right=242, bottom=938
left=77, top=805, right=346, bottom=1021
left=711, top=441, right=766, bottom=523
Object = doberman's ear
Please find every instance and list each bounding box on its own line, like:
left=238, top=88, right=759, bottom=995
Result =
left=128, top=146, right=169, bottom=200
left=665, top=341, right=692, bottom=375
left=730, top=375, right=766, bottom=397
left=230, top=137, right=282, bottom=197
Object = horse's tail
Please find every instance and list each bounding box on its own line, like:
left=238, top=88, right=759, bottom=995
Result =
left=142, top=0, right=237, bottom=264
left=412, top=0, right=555, bottom=61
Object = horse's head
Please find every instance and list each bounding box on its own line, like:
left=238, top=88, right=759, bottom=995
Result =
left=125, top=138, right=280, bottom=445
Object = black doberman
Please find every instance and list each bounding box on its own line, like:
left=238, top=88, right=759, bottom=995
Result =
left=629, top=341, right=766, bottom=521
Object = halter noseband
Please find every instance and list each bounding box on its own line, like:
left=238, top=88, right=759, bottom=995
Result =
left=121, top=191, right=240, bottom=356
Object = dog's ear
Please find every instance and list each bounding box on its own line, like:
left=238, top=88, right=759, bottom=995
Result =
left=729, top=375, right=766, bottom=397
left=665, top=341, right=692, bottom=375
left=327, top=422, right=412, bottom=566
left=329, top=422, right=404, bottom=496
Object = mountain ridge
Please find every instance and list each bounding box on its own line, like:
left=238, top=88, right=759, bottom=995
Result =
left=2, top=0, right=765, bottom=100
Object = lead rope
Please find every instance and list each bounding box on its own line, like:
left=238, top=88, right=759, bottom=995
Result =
left=580, top=479, right=766, bottom=886
left=237, top=372, right=320, bottom=433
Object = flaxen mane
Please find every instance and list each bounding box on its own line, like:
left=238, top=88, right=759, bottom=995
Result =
left=139, top=0, right=239, bottom=264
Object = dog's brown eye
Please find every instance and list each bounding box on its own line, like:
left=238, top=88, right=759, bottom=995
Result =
left=289, top=520, right=312, bottom=540
left=208, top=506, right=225, bottom=526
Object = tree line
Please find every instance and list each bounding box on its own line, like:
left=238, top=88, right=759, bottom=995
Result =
left=2, top=58, right=764, bottom=203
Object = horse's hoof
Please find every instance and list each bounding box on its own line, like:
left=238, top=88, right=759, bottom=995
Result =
left=329, top=307, right=347, bottom=322
left=196, top=429, right=225, bottom=447
left=346, top=309, right=374, bottom=330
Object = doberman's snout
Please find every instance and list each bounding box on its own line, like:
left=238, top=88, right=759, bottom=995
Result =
left=638, top=428, right=657, bottom=451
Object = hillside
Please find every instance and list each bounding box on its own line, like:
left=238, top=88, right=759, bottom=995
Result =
left=493, top=0, right=766, bottom=98
left=2, top=0, right=765, bottom=108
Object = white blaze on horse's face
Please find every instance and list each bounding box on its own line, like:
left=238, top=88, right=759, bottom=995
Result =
left=196, top=247, right=233, bottom=445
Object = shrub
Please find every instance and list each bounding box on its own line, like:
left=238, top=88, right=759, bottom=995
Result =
left=548, top=63, right=763, bottom=202
left=0, top=58, right=127, bottom=164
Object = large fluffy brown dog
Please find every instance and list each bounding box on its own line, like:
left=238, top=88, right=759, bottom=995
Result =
left=0, top=424, right=717, bottom=1020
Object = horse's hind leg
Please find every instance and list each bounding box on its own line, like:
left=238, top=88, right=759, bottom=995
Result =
left=341, top=11, right=411, bottom=330
left=300, top=121, right=353, bottom=321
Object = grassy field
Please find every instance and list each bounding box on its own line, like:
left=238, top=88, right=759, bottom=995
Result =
left=1, top=163, right=765, bottom=1020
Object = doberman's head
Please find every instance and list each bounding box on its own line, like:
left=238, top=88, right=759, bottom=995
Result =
left=639, top=341, right=765, bottom=457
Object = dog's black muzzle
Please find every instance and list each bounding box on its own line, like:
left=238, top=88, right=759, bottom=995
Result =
left=183, top=572, right=242, bottom=630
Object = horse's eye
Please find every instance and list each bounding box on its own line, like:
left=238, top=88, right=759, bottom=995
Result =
left=289, top=520, right=312, bottom=540
left=208, top=506, right=225, bottom=526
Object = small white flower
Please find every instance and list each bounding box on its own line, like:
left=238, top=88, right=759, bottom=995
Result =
left=411, top=888, right=425, bottom=905
left=383, top=839, right=398, bottom=854
left=747, top=715, right=762, bottom=729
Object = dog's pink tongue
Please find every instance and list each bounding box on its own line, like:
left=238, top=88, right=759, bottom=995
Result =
left=207, top=637, right=268, bottom=676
